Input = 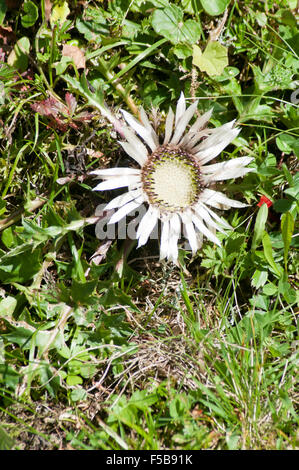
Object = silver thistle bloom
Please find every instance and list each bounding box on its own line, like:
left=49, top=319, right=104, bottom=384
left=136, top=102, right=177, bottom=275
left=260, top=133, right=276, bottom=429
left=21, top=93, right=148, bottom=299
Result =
left=91, top=93, right=253, bottom=263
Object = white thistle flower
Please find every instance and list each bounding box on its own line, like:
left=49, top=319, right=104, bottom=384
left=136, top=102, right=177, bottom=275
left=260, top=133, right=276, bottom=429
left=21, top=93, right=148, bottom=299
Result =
left=91, top=93, right=253, bottom=263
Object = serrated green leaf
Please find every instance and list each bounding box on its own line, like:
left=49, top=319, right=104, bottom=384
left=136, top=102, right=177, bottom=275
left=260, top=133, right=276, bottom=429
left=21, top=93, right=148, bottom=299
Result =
left=71, top=279, right=97, bottom=305
left=99, top=287, right=138, bottom=312
left=21, top=1, right=39, bottom=28
left=193, top=41, right=228, bottom=76
left=63, top=74, right=116, bottom=124
left=0, top=248, right=42, bottom=283
left=200, top=0, right=230, bottom=16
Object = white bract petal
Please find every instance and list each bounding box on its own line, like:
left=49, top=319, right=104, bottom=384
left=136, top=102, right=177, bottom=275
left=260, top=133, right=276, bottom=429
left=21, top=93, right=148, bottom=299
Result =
left=121, top=126, right=149, bottom=165
left=203, top=204, right=232, bottom=229
left=139, top=107, right=159, bottom=147
left=194, top=124, right=240, bottom=165
left=137, top=206, right=159, bottom=247
left=119, top=141, right=148, bottom=166
left=175, top=92, right=186, bottom=126
left=163, top=106, right=174, bottom=145
left=93, top=174, right=141, bottom=191
left=193, top=203, right=226, bottom=235
left=122, top=110, right=157, bottom=152
left=160, top=218, right=170, bottom=261
left=105, top=188, right=143, bottom=210
left=192, top=213, right=221, bottom=247
left=108, top=196, right=144, bottom=225
left=202, top=157, right=254, bottom=183
left=170, top=100, right=199, bottom=145
left=90, top=167, right=141, bottom=177
left=199, top=189, right=248, bottom=209
left=180, top=109, right=213, bottom=148
left=181, top=211, right=198, bottom=254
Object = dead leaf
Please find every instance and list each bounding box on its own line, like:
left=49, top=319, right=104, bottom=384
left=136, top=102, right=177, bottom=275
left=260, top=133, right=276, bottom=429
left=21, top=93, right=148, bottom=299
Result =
left=62, top=44, right=86, bottom=69
left=90, top=241, right=112, bottom=265
left=65, top=92, right=77, bottom=115
left=31, top=96, right=64, bottom=116
left=0, top=25, right=16, bottom=45
left=5, top=0, right=22, bottom=9
left=44, top=0, right=52, bottom=22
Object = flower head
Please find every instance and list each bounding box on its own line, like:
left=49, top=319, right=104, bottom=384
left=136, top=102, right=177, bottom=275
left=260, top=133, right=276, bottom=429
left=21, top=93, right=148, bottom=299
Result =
left=91, top=93, right=253, bottom=263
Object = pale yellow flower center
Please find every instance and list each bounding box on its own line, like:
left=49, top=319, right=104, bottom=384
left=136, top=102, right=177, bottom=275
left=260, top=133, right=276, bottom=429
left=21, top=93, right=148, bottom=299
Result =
left=142, top=145, right=201, bottom=212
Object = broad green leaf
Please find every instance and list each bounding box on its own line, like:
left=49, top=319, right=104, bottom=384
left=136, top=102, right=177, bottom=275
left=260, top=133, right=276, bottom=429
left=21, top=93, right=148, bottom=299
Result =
left=76, top=18, right=108, bottom=42
left=173, top=44, right=193, bottom=59
left=66, top=375, right=83, bottom=386
left=262, top=232, right=283, bottom=277
left=262, top=282, right=278, bottom=296
left=193, top=41, right=228, bottom=76
left=70, top=388, right=87, bottom=402
left=244, top=98, right=274, bottom=123
left=0, top=426, right=14, bottom=450
left=38, top=362, right=62, bottom=398
left=1, top=227, right=15, bottom=249
left=152, top=4, right=183, bottom=44
left=278, top=274, right=298, bottom=304
left=129, top=390, right=158, bottom=411
left=21, top=1, right=39, bottom=28
left=0, top=296, right=17, bottom=318
left=180, top=19, right=202, bottom=44
left=7, top=37, right=30, bottom=72
left=80, top=363, right=96, bottom=379
left=251, top=269, right=268, bottom=288
left=0, top=364, right=20, bottom=389
left=0, top=248, right=41, bottom=283
left=200, top=0, right=230, bottom=16
left=50, top=0, right=70, bottom=26
left=276, top=134, right=299, bottom=157
left=99, top=287, right=138, bottom=311
left=273, top=199, right=294, bottom=213
left=251, top=203, right=268, bottom=251
left=151, top=5, right=201, bottom=44
left=281, top=212, right=294, bottom=270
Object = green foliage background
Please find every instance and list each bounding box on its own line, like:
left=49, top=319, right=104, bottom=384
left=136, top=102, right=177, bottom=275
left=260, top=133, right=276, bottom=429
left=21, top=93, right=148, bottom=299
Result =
left=0, top=0, right=298, bottom=450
